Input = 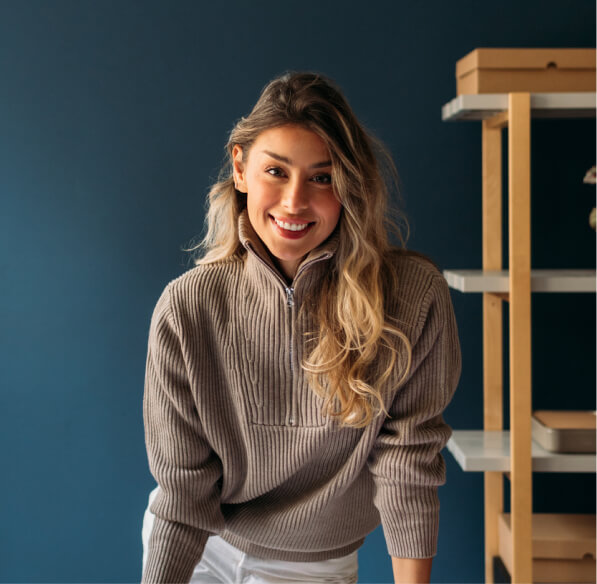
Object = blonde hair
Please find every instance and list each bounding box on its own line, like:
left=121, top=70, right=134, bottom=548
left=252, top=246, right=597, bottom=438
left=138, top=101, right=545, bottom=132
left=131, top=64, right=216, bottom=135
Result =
left=194, top=72, right=412, bottom=427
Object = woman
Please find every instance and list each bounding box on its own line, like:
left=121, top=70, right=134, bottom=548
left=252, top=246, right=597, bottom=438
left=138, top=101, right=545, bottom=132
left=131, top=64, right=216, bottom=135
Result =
left=141, top=72, right=461, bottom=584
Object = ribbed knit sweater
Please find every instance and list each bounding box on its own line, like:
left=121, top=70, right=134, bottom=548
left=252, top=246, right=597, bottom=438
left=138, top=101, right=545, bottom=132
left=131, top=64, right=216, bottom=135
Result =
left=142, top=211, right=461, bottom=583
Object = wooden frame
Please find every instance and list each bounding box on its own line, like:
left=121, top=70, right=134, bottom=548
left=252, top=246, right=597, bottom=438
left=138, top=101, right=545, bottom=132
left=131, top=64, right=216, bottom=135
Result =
left=482, top=93, right=533, bottom=583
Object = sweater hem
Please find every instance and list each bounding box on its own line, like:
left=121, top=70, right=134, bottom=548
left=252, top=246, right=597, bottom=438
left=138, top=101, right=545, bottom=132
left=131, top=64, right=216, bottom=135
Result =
left=219, top=531, right=365, bottom=562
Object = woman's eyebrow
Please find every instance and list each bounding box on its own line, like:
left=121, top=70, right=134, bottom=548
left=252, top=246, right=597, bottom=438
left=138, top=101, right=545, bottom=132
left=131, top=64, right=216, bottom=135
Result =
left=262, top=150, right=332, bottom=169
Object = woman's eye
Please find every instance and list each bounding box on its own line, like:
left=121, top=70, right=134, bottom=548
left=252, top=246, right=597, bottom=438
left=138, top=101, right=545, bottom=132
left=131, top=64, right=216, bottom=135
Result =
left=312, top=173, right=332, bottom=185
left=266, top=167, right=285, bottom=177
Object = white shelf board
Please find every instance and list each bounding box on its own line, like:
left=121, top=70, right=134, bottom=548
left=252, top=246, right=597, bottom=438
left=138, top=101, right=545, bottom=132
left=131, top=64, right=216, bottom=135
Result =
left=447, top=430, right=596, bottom=473
left=442, top=92, right=596, bottom=121
left=443, top=269, right=596, bottom=293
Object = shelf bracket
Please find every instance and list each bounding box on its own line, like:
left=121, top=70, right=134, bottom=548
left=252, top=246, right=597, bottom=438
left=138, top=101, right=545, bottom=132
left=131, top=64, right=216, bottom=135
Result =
left=486, top=111, right=509, bottom=129
left=488, top=292, right=510, bottom=302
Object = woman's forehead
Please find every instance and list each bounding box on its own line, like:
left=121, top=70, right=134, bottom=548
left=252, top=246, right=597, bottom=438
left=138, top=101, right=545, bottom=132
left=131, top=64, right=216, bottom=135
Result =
left=249, top=124, right=331, bottom=166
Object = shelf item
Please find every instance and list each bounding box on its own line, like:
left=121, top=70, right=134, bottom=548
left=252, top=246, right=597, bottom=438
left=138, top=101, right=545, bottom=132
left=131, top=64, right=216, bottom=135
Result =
left=443, top=269, right=596, bottom=293
left=498, top=513, right=596, bottom=583
left=456, top=48, right=596, bottom=95
left=441, top=92, right=596, bottom=121
left=532, top=411, right=597, bottom=454
left=584, top=166, right=597, bottom=184
left=446, top=430, right=596, bottom=473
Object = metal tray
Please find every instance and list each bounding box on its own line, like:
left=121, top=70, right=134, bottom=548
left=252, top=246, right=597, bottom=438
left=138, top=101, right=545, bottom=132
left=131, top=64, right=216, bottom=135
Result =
left=532, top=411, right=596, bottom=454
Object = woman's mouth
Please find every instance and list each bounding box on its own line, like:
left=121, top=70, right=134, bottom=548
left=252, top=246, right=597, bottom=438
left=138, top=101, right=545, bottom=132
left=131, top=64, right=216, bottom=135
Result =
left=270, top=215, right=314, bottom=238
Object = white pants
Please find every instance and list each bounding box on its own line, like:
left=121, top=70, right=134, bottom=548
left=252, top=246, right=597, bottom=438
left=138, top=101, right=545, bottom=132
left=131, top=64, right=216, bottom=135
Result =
left=142, top=487, right=359, bottom=583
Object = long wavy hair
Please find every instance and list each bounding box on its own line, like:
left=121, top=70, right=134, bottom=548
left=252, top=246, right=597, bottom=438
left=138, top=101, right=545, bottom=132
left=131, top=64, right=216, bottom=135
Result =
left=193, top=72, right=413, bottom=427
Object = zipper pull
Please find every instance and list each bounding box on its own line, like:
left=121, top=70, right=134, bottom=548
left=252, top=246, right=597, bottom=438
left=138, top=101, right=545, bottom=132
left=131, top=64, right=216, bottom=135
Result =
left=285, top=287, right=295, bottom=308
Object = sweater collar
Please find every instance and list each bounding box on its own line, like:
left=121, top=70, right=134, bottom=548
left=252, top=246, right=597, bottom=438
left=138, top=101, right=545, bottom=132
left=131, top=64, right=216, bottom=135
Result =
left=237, top=209, right=339, bottom=285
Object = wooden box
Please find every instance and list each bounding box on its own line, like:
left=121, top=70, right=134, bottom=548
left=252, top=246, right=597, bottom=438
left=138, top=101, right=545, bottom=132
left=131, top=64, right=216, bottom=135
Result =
left=456, top=48, right=596, bottom=95
left=498, top=513, right=596, bottom=583
left=532, top=410, right=596, bottom=453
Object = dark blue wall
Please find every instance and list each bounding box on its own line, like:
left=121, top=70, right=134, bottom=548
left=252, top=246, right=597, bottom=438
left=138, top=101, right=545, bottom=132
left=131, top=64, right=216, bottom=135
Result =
left=1, top=1, right=594, bottom=582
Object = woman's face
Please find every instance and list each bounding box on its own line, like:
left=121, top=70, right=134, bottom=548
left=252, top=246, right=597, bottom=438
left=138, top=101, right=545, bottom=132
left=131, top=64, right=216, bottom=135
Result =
left=233, top=124, right=342, bottom=280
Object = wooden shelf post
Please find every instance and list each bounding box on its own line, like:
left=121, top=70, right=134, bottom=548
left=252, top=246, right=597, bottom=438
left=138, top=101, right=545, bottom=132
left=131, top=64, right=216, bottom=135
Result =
left=508, top=92, right=533, bottom=584
left=482, top=111, right=506, bottom=584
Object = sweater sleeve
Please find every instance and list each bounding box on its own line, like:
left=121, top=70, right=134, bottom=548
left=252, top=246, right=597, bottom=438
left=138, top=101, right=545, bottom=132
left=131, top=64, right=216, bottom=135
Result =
left=142, top=284, right=225, bottom=584
left=368, top=272, right=461, bottom=559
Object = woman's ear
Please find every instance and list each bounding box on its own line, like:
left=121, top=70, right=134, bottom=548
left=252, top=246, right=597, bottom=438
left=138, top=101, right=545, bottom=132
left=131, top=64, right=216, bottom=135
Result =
left=232, top=145, right=248, bottom=193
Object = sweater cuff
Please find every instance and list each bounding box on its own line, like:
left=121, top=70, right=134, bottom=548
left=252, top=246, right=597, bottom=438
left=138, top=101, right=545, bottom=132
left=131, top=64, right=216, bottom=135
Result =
left=142, top=516, right=209, bottom=584
left=376, top=482, right=440, bottom=558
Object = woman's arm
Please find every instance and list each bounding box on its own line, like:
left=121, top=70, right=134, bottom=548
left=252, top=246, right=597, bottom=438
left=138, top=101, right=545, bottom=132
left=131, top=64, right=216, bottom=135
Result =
left=143, top=284, right=224, bottom=583
left=392, top=557, right=433, bottom=584
left=367, top=271, right=462, bottom=560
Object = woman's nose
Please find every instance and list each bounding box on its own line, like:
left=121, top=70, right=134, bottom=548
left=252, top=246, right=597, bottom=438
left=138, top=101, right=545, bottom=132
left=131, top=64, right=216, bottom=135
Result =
left=281, top=180, right=308, bottom=213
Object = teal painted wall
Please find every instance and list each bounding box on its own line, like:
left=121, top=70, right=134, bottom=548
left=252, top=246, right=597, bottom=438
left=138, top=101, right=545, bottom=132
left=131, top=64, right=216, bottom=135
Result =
left=1, top=1, right=594, bottom=581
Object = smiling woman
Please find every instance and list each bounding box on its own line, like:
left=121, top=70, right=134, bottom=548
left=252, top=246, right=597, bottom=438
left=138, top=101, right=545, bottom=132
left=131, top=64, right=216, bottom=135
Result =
left=140, top=72, right=461, bottom=584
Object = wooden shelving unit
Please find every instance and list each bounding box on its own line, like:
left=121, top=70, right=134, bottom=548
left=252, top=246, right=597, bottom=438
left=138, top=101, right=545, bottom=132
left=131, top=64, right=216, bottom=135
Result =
left=442, top=91, right=596, bottom=583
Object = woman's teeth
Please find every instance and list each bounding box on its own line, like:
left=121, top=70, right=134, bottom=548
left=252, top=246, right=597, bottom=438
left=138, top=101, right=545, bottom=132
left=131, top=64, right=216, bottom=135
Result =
left=274, top=218, right=310, bottom=231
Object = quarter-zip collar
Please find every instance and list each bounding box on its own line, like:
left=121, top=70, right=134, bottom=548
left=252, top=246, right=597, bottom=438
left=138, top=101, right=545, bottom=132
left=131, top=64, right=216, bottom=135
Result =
left=237, top=209, right=339, bottom=293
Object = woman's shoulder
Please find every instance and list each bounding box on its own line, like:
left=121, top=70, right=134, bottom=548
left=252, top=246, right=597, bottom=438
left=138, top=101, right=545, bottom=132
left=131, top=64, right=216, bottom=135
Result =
left=385, top=247, right=444, bottom=284
left=382, top=247, right=450, bottom=326
left=159, top=254, right=245, bottom=311
left=170, top=254, right=244, bottom=287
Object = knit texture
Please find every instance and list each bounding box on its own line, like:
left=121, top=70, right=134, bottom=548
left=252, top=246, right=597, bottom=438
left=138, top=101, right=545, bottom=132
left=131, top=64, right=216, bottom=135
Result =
left=141, top=211, right=461, bottom=583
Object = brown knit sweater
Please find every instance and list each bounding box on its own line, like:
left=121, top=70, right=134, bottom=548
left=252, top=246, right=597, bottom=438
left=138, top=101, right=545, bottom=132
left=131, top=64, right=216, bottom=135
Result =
left=142, top=211, right=461, bottom=583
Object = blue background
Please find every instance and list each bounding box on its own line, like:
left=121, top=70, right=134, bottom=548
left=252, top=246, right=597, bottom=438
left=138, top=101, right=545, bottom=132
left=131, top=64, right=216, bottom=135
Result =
left=1, top=1, right=595, bottom=582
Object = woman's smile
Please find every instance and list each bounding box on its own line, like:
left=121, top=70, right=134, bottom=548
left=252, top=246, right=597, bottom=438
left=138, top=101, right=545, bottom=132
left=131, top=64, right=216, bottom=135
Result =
left=270, top=215, right=315, bottom=237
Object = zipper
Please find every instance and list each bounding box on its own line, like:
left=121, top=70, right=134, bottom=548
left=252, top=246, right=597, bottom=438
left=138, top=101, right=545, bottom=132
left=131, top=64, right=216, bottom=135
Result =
left=285, top=286, right=295, bottom=308
left=244, top=243, right=332, bottom=427
left=285, top=286, right=296, bottom=426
